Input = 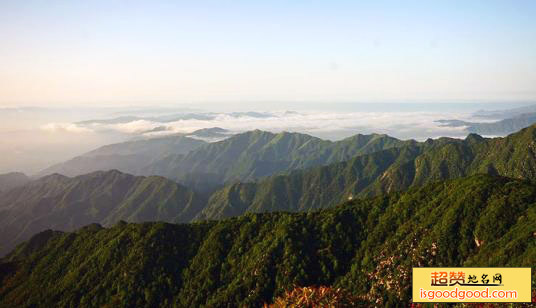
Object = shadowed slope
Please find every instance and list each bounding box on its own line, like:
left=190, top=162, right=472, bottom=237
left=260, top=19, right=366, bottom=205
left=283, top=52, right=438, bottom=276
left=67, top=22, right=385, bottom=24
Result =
left=0, top=170, right=206, bottom=256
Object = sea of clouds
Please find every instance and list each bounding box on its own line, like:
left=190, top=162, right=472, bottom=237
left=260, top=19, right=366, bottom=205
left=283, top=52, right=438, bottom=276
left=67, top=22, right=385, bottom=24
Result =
left=0, top=107, right=505, bottom=174
left=42, top=110, right=483, bottom=141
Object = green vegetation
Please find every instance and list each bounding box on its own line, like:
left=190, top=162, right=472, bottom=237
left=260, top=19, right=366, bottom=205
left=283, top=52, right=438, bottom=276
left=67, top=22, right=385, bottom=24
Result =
left=200, top=125, right=536, bottom=220
left=141, top=130, right=412, bottom=189
left=1, top=174, right=534, bottom=307
left=0, top=170, right=206, bottom=256
left=4, top=125, right=536, bottom=258
left=0, top=131, right=411, bottom=255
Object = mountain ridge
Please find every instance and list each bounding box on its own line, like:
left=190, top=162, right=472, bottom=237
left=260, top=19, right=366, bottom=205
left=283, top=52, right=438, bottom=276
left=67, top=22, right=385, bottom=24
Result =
left=198, top=125, right=536, bottom=220
left=438, top=112, right=536, bottom=136
left=1, top=174, right=534, bottom=306
left=141, top=130, right=412, bottom=190
left=37, top=135, right=207, bottom=177
left=0, top=170, right=206, bottom=256
left=4, top=125, right=536, bottom=257
left=0, top=172, right=30, bottom=192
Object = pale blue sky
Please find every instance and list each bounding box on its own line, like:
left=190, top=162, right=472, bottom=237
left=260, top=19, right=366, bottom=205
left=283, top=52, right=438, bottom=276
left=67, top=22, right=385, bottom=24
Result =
left=1, top=0, right=535, bottom=106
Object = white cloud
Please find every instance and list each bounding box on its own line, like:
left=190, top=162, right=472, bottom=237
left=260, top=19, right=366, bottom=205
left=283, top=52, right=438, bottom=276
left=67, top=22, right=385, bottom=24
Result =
left=74, top=110, right=479, bottom=141
left=106, top=120, right=160, bottom=134
left=40, top=122, right=93, bottom=133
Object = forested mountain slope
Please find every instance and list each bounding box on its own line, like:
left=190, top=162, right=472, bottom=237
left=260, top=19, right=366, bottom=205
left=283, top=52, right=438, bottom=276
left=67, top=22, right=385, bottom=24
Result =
left=0, top=170, right=206, bottom=256
left=4, top=125, right=536, bottom=255
left=1, top=175, right=534, bottom=307
left=141, top=130, right=411, bottom=189
left=199, top=125, right=536, bottom=220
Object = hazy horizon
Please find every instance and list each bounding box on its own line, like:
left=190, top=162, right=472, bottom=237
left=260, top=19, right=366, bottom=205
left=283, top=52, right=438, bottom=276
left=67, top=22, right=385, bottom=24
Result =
left=0, top=101, right=534, bottom=175
left=1, top=1, right=535, bottom=174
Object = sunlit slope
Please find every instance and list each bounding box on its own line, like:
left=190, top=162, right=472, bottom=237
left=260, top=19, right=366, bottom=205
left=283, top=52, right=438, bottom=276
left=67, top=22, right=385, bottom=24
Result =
left=1, top=174, right=534, bottom=307
left=142, top=130, right=411, bottom=187
left=200, top=125, right=536, bottom=220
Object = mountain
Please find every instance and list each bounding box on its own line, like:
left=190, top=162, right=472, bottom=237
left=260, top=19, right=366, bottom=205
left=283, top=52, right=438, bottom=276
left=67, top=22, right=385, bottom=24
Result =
left=7, top=125, right=536, bottom=256
left=37, top=135, right=207, bottom=177
left=141, top=130, right=412, bottom=190
left=198, top=125, right=536, bottom=220
left=0, top=170, right=207, bottom=256
left=1, top=174, right=534, bottom=306
left=0, top=130, right=408, bottom=255
left=438, top=112, right=536, bottom=136
left=0, top=172, right=29, bottom=193
left=472, top=103, right=536, bottom=119
left=185, top=127, right=232, bottom=142
left=37, top=130, right=410, bottom=191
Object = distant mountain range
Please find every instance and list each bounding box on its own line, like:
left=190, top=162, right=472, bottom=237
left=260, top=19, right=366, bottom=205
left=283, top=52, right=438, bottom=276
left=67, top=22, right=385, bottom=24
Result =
left=3, top=125, right=536, bottom=257
left=39, top=129, right=411, bottom=192
left=140, top=130, right=412, bottom=191
left=1, top=174, right=534, bottom=306
left=0, top=172, right=29, bottom=192
left=438, top=112, right=536, bottom=136
left=37, top=136, right=205, bottom=178
left=37, top=106, right=536, bottom=184
left=0, top=170, right=206, bottom=256
left=198, top=125, right=536, bottom=220
left=2, top=130, right=411, bottom=253
left=472, top=103, right=536, bottom=119
left=35, top=129, right=224, bottom=177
